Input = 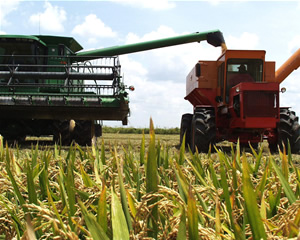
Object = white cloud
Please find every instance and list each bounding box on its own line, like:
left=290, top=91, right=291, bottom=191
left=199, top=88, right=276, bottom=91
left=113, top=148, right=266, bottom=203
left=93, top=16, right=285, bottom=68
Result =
left=0, top=0, right=20, bottom=26
left=29, top=1, right=66, bottom=33
left=110, top=0, right=175, bottom=10
left=123, top=26, right=222, bottom=83
left=72, top=14, right=117, bottom=43
left=226, top=32, right=259, bottom=49
left=288, top=35, right=300, bottom=54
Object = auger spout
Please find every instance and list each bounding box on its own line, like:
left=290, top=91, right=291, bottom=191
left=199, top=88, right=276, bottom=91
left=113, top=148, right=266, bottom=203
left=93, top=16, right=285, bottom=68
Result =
left=74, top=29, right=226, bottom=61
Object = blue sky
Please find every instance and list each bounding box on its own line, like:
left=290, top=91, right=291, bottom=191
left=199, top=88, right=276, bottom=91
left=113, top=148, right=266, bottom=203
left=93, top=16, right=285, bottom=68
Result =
left=0, top=0, right=300, bottom=128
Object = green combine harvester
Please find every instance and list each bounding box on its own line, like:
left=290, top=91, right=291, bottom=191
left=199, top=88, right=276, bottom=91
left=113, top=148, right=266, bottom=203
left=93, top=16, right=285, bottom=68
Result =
left=0, top=30, right=225, bottom=145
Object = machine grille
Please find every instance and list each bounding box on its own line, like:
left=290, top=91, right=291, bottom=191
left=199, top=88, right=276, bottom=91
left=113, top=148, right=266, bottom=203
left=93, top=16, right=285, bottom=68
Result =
left=243, top=91, right=278, bottom=118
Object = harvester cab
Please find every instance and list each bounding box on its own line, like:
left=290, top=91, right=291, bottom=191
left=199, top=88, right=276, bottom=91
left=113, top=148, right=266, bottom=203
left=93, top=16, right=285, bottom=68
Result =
left=182, top=46, right=300, bottom=153
left=0, top=30, right=225, bottom=145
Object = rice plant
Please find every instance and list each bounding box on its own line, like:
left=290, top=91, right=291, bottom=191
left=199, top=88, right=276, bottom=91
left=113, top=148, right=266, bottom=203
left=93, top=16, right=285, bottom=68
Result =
left=0, top=120, right=299, bottom=239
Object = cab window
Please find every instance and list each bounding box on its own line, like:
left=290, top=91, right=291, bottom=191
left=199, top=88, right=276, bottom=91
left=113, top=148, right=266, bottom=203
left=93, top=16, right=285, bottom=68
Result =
left=225, top=59, right=263, bottom=101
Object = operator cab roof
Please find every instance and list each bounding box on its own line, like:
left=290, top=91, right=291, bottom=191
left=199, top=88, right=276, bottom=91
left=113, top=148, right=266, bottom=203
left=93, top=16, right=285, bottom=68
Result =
left=0, top=35, right=83, bottom=53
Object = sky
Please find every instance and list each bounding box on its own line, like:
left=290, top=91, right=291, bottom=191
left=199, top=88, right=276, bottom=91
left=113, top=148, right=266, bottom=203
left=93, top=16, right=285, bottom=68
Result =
left=0, top=0, right=300, bottom=128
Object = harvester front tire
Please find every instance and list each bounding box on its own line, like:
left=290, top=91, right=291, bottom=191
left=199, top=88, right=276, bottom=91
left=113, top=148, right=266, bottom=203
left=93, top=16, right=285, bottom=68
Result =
left=191, top=109, right=216, bottom=153
left=180, top=113, right=193, bottom=148
left=278, top=109, right=300, bottom=153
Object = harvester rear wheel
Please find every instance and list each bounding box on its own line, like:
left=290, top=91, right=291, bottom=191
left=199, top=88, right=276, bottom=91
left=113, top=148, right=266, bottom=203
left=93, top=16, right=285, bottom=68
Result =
left=191, top=108, right=216, bottom=153
left=277, top=109, right=300, bottom=153
left=180, top=113, right=193, bottom=148
left=73, top=120, right=93, bottom=146
left=52, top=120, right=74, bottom=146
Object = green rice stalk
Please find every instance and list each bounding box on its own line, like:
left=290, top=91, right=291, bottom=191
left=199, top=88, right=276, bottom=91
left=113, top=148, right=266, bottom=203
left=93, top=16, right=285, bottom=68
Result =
left=58, top=168, right=74, bottom=231
left=176, top=207, right=186, bottom=240
left=175, top=163, right=189, bottom=204
left=80, top=164, right=95, bottom=187
left=140, top=131, right=145, bottom=166
left=116, top=149, right=133, bottom=231
left=101, top=139, right=106, bottom=166
left=219, top=156, right=236, bottom=235
left=111, top=188, right=130, bottom=240
left=280, top=145, right=289, bottom=180
left=288, top=221, right=299, bottom=238
left=126, top=189, right=137, bottom=219
left=31, top=144, right=39, bottom=169
left=255, top=163, right=269, bottom=201
left=242, top=153, right=267, bottom=240
left=146, top=118, right=158, bottom=238
left=185, top=157, right=208, bottom=188
left=0, top=194, right=24, bottom=235
left=219, top=150, right=243, bottom=240
left=26, top=160, right=37, bottom=205
left=209, top=160, right=220, bottom=189
left=187, top=186, right=198, bottom=240
left=47, top=186, right=67, bottom=234
left=5, top=145, right=26, bottom=213
left=156, top=138, right=161, bottom=166
left=270, top=157, right=296, bottom=204
left=178, top=133, right=186, bottom=165
left=66, top=159, right=76, bottom=218
left=259, top=192, right=267, bottom=220
left=97, top=181, right=108, bottom=234
left=268, top=187, right=281, bottom=217
left=249, top=142, right=263, bottom=175
left=79, top=201, right=109, bottom=240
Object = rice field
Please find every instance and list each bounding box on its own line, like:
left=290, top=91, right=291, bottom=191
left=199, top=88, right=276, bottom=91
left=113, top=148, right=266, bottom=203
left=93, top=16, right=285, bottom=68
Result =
left=0, top=119, right=299, bottom=239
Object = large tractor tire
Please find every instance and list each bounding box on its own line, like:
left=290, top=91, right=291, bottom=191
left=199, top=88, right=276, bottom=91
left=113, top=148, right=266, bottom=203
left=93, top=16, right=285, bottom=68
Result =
left=73, top=120, right=94, bottom=146
left=277, top=109, right=300, bottom=153
left=180, top=113, right=193, bottom=148
left=52, top=120, right=75, bottom=146
left=190, top=108, right=216, bottom=153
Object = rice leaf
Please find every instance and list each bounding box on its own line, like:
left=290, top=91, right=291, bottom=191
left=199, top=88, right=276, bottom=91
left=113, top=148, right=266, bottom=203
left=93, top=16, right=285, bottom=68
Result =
left=242, top=153, right=267, bottom=240
left=116, top=149, right=132, bottom=231
left=260, top=192, right=267, bottom=220
left=47, top=187, right=67, bottom=234
left=215, top=197, right=221, bottom=239
left=111, top=188, right=130, bottom=240
left=255, top=163, right=269, bottom=201
left=80, top=164, right=95, bottom=187
left=187, top=186, right=198, bottom=240
left=250, top=142, right=263, bottom=174
left=175, top=163, right=189, bottom=203
left=140, top=131, right=145, bottom=166
left=126, top=190, right=137, bottom=219
left=146, top=118, right=158, bottom=238
left=179, top=133, right=186, bottom=165
left=270, top=157, right=296, bottom=204
left=5, top=145, right=26, bottom=213
left=26, top=160, right=37, bottom=205
left=185, top=157, right=208, bottom=187
left=79, top=201, right=109, bottom=240
left=97, top=182, right=108, bottom=233
left=281, top=145, right=289, bottom=180
left=176, top=207, right=186, bottom=240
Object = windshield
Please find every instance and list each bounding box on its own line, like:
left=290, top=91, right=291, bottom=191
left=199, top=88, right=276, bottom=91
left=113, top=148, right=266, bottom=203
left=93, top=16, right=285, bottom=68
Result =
left=0, top=39, right=46, bottom=65
left=225, top=58, right=263, bottom=101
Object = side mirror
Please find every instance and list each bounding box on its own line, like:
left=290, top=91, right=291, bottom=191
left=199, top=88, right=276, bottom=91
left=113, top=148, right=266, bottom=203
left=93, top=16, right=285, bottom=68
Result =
left=195, top=63, right=201, bottom=77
